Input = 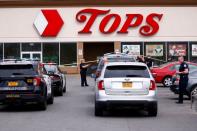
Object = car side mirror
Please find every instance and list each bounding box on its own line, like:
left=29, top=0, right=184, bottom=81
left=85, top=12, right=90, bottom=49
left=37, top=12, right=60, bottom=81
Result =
left=152, top=73, right=157, bottom=78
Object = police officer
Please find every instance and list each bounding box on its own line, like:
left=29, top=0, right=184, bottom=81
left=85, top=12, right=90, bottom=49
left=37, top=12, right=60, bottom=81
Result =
left=80, top=59, right=90, bottom=87
left=146, top=56, right=153, bottom=68
left=137, top=55, right=145, bottom=63
left=176, top=56, right=189, bottom=104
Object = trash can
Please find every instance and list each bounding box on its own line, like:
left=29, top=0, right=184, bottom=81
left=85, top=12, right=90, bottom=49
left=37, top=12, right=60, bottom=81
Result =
left=191, top=87, right=197, bottom=112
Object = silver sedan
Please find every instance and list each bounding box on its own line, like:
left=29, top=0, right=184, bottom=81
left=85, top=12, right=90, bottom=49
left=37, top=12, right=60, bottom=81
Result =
left=95, top=62, right=157, bottom=116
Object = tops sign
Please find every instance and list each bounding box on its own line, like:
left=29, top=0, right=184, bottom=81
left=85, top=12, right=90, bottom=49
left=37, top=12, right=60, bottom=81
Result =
left=34, top=8, right=163, bottom=37
left=76, top=9, right=163, bottom=36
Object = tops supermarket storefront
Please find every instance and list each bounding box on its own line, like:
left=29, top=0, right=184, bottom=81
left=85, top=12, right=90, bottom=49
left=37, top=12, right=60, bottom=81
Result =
left=1, top=0, right=197, bottom=73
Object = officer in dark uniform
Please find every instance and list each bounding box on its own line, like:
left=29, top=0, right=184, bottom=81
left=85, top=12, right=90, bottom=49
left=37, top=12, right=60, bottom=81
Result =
left=146, top=56, right=153, bottom=68
left=137, top=55, right=145, bottom=63
left=80, top=59, right=90, bottom=87
left=176, top=56, right=189, bottom=104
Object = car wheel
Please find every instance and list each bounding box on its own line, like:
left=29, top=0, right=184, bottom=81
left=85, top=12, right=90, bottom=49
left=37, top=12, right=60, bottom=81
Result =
left=58, top=85, right=63, bottom=96
left=163, top=76, right=172, bottom=87
left=95, top=102, right=103, bottom=116
left=38, top=98, right=47, bottom=111
left=147, top=103, right=158, bottom=117
left=63, top=85, right=66, bottom=93
left=186, top=92, right=191, bottom=100
left=47, top=87, right=54, bottom=104
left=191, top=86, right=197, bottom=99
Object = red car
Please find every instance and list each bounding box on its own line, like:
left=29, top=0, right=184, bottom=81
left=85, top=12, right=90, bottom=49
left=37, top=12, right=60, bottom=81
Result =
left=150, top=62, right=197, bottom=87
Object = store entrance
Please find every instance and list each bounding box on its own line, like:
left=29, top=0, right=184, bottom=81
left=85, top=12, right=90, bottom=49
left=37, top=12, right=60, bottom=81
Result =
left=21, top=52, right=42, bottom=61
left=83, top=42, right=114, bottom=61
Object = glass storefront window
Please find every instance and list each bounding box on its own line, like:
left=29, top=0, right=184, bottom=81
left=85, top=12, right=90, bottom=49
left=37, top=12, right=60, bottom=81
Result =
left=22, top=43, right=41, bottom=51
left=144, top=42, right=166, bottom=65
left=121, top=42, right=143, bottom=55
left=60, top=43, right=77, bottom=66
left=190, top=42, right=197, bottom=62
left=167, top=42, right=188, bottom=62
left=4, top=43, right=20, bottom=59
left=43, top=43, right=59, bottom=64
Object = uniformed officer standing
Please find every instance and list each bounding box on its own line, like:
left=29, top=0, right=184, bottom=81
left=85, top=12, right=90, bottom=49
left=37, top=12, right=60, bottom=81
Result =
left=80, top=59, right=90, bottom=87
left=176, top=56, right=189, bottom=104
left=146, top=56, right=153, bottom=68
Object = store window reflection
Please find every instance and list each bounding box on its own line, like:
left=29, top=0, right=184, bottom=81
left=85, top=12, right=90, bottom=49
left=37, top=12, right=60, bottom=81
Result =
left=121, top=42, right=143, bottom=55
left=43, top=43, right=59, bottom=64
left=144, top=42, right=166, bottom=65
left=22, top=43, right=41, bottom=51
left=4, top=43, right=20, bottom=59
left=190, top=42, right=197, bottom=63
left=60, top=43, right=77, bottom=66
left=167, top=42, right=188, bottom=62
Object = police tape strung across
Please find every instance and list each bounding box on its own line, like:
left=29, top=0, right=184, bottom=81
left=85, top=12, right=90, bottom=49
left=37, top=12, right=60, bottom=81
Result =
left=76, top=8, right=163, bottom=36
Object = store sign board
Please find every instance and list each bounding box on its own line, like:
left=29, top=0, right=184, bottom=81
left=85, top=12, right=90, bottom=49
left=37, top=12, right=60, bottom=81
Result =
left=76, top=8, right=163, bottom=36
left=3, top=7, right=197, bottom=42
left=34, top=8, right=163, bottom=37
left=34, top=10, right=64, bottom=37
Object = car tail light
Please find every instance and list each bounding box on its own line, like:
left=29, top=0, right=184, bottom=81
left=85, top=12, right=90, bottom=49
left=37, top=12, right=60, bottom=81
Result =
left=33, top=77, right=41, bottom=86
left=149, top=80, right=156, bottom=90
left=98, top=80, right=104, bottom=90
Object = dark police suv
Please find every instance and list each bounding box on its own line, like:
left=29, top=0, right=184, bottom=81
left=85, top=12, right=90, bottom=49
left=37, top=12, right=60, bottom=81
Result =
left=0, top=61, right=48, bottom=110
left=42, top=63, right=66, bottom=96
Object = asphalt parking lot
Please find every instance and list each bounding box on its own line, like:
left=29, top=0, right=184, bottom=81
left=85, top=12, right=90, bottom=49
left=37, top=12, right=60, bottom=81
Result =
left=0, top=75, right=197, bottom=131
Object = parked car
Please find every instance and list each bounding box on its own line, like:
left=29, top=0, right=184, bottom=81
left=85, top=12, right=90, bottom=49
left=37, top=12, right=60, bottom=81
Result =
left=38, top=64, right=54, bottom=104
left=42, top=63, right=66, bottom=96
left=150, top=62, right=197, bottom=87
left=95, top=52, right=136, bottom=78
left=0, top=61, right=50, bottom=110
left=25, top=60, right=54, bottom=105
left=170, top=70, right=197, bottom=98
left=42, top=74, right=54, bottom=104
left=95, top=62, right=157, bottom=116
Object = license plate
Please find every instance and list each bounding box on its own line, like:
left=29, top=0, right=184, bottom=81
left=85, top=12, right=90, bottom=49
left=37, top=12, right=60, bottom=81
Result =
left=27, top=79, right=33, bottom=83
left=0, top=87, right=28, bottom=91
left=122, top=82, right=132, bottom=88
left=6, top=94, right=20, bottom=98
left=8, top=82, right=19, bottom=87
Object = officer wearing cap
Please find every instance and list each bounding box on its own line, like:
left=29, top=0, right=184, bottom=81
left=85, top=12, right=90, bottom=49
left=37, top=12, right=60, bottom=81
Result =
left=176, top=56, right=189, bottom=104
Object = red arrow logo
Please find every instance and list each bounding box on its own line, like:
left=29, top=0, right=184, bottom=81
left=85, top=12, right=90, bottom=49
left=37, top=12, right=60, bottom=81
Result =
left=34, top=9, right=64, bottom=37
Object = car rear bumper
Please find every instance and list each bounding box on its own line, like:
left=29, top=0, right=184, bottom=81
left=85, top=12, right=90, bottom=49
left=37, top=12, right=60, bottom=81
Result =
left=96, top=100, right=157, bottom=109
left=0, top=93, right=45, bottom=105
left=95, top=90, right=157, bottom=103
